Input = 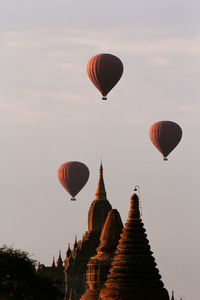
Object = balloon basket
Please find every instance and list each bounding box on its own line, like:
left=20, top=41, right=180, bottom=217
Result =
left=163, top=157, right=168, bottom=161
left=102, top=97, right=107, bottom=100
left=71, top=197, right=76, bottom=201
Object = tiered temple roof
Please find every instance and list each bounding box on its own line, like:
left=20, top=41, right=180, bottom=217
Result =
left=80, top=209, right=123, bottom=300
left=99, top=194, right=169, bottom=300
left=87, top=163, right=112, bottom=233
left=64, top=164, right=112, bottom=300
left=95, top=208, right=123, bottom=257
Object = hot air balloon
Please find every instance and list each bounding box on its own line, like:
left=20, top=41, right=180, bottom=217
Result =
left=57, top=161, right=89, bottom=201
left=149, top=121, right=182, bottom=161
left=87, top=53, right=123, bottom=100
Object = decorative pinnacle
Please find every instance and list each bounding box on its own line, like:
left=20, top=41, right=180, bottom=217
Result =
left=128, top=194, right=140, bottom=220
left=171, top=291, right=175, bottom=300
left=66, top=243, right=71, bottom=257
left=56, top=251, right=63, bottom=268
left=94, top=163, right=107, bottom=200
left=52, top=256, right=56, bottom=267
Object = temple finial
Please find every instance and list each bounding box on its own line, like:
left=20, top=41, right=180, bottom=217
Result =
left=52, top=256, right=56, bottom=268
left=128, top=194, right=140, bottom=220
left=74, top=235, right=78, bottom=248
left=95, top=162, right=107, bottom=200
left=66, top=243, right=71, bottom=257
left=56, top=251, right=63, bottom=268
left=171, top=290, right=175, bottom=300
left=87, top=163, right=112, bottom=232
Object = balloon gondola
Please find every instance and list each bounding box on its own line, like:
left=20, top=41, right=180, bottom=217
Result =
left=57, top=161, right=90, bottom=201
left=149, top=121, right=182, bottom=161
left=87, top=53, right=123, bottom=100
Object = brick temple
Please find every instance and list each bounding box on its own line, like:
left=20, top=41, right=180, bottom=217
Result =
left=38, top=164, right=176, bottom=300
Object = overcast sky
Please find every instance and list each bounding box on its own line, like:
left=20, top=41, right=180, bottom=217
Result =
left=0, top=1, right=200, bottom=299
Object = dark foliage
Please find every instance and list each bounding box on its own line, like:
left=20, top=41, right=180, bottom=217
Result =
left=0, top=245, right=61, bottom=300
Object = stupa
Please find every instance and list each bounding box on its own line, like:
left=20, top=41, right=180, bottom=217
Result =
left=99, top=194, right=169, bottom=300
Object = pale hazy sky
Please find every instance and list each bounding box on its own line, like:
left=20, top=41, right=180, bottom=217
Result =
left=0, top=1, right=200, bottom=299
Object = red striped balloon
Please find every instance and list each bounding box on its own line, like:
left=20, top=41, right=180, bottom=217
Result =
left=149, top=121, right=182, bottom=160
left=58, top=161, right=89, bottom=200
left=87, top=53, right=123, bottom=100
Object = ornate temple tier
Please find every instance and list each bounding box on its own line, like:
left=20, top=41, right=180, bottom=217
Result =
left=80, top=209, right=123, bottom=300
left=64, top=164, right=112, bottom=300
left=99, top=194, right=169, bottom=300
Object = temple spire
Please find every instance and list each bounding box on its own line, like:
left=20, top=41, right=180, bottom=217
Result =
left=128, top=193, right=140, bottom=220
left=171, top=291, right=175, bottom=300
left=52, top=256, right=56, bottom=268
left=74, top=236, right=78, bottom=248
left=97, top=209, right=123, bottom=254
left=66, top=243, right=71, bottom=257
left=95, top=163, right=107, bottom=201
left=56, top=250, right=63, bottom=269
left=87, top=163, right=112, bottom=233
left=100, top=193, right=169, bottom=300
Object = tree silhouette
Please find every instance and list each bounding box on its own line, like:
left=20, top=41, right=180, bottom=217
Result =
left=0, top=245, right=61, bottom=300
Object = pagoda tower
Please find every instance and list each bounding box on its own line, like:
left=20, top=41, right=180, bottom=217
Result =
left=80, top=209, right=123, bottom=300
left=87, top=163, right=112, bottom=233
left=99, top=194, right=169, bottom=300
left=64, top=164, right=112, bottom=300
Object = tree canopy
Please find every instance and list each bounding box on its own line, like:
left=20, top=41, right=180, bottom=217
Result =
left=0, top=245, right=61, bottom=300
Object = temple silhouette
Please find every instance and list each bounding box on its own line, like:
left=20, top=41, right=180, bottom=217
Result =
left=38, top=164, right=178, bottom=300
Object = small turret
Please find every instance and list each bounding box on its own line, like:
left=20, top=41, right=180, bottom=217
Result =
left=52, top=256, right=56, bottom=268
left=66, top=243, right=71, bottom=258
left=171, top=291, right=175, bottom=300
left=74, top=236, right=78, bottom=249
left=56, top=251, right=63, bottom=269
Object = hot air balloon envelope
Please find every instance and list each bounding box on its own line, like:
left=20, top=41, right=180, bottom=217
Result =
left=58, top=161, right=89, bottom=200
left=87, top=53, right=123, bottom=100
left=149, top=121, right=182, bottom=160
